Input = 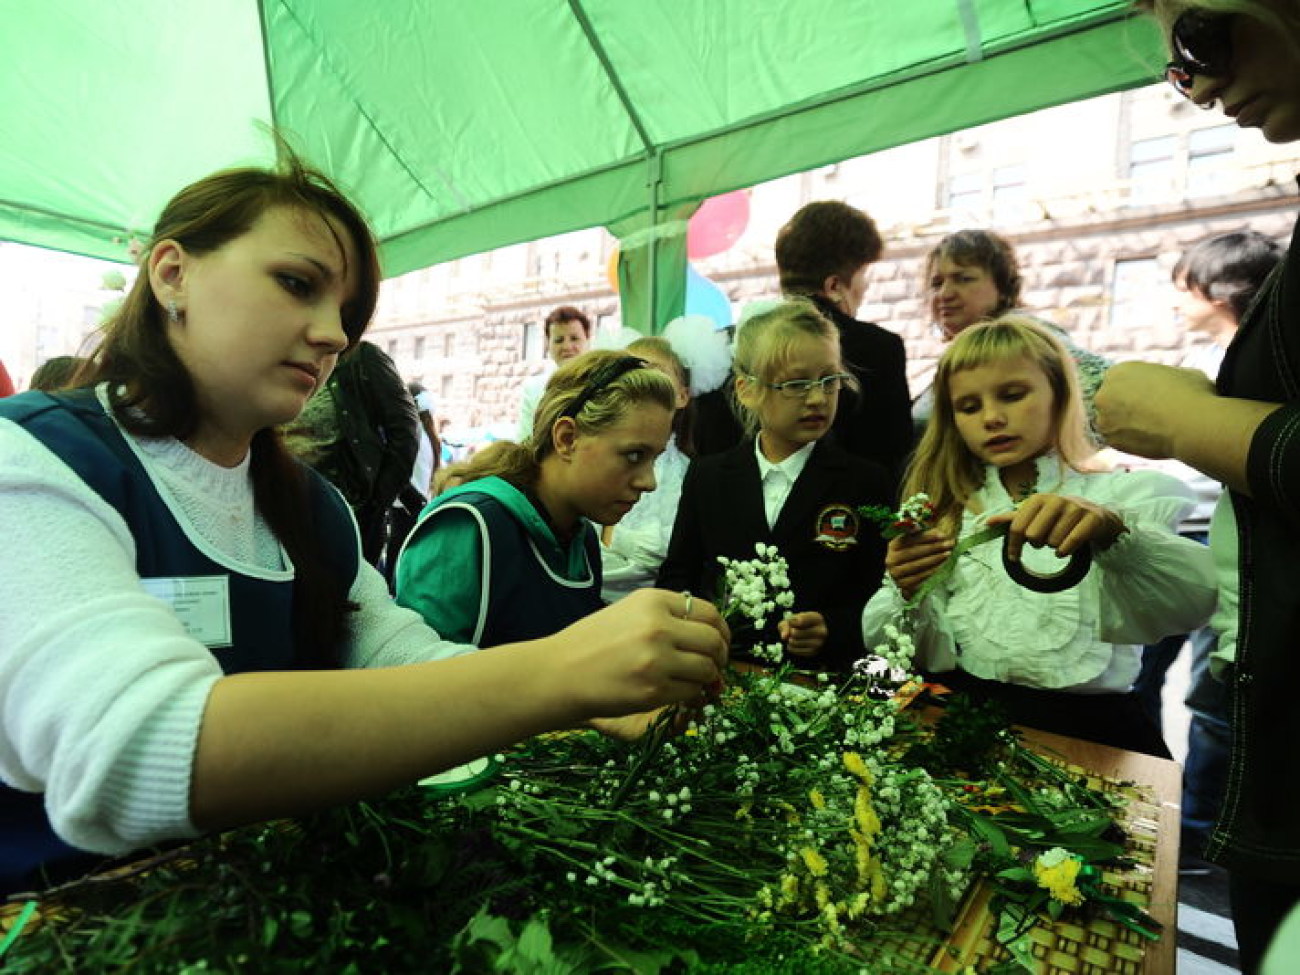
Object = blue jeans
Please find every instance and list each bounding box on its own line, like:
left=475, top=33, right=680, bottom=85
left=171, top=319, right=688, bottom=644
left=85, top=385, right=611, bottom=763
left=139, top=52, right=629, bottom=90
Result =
left=1133, top=531, right=1229, bottom=855
left=1182, top=624, right=1231, bottom=858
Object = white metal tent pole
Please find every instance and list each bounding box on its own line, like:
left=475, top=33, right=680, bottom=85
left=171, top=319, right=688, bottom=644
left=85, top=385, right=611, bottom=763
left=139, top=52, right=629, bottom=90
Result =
left=955, top=0, right=985, bottom=63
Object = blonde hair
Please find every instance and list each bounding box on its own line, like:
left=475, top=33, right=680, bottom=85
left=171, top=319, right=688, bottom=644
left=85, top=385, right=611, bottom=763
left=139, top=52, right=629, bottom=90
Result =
left=626, top=335, right=688, bottom=390
left=729, top=298, right=856, bottom=436
left=453, top=350, right=675, bottom=488
left=902, top=315, right=1094, bottom=528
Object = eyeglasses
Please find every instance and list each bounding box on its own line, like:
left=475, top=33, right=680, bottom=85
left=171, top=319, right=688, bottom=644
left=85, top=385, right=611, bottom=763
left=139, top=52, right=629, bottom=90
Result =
left=754, top=373, right=852, bottom=399
left=1164, top=9, right=1236, bottom=99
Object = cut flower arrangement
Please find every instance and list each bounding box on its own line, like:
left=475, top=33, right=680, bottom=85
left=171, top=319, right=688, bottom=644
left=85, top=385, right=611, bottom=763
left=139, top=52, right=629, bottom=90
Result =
left=2, top=543, right=1160, bottom=974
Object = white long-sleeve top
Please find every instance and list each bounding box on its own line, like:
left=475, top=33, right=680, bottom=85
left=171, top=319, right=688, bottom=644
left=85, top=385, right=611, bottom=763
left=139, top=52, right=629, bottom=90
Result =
left=0, top=401, right=470, bottom=856
left=600, top=436, right=690, bottom=601
left=861, top=455, right=1218, bottom=693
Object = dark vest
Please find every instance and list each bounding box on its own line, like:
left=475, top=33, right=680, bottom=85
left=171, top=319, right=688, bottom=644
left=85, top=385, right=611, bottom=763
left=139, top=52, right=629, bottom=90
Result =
left=421, top=488, right=603, bottom=648
left=0, top=389, right=357, bottom=893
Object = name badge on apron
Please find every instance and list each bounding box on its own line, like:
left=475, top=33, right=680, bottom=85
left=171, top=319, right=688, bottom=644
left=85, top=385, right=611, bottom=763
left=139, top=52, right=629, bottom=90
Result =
left=141, top=575, right=233, bottom=648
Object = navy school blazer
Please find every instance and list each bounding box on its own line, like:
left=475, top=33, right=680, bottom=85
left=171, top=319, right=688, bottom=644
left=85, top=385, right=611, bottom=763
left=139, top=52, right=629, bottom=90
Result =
left=656, top=437, right=894, bottom=672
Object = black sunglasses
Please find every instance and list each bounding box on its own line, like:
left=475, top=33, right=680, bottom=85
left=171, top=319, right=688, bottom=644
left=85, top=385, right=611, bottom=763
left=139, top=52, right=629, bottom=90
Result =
left=1164, top=8, right=1236, bottom=99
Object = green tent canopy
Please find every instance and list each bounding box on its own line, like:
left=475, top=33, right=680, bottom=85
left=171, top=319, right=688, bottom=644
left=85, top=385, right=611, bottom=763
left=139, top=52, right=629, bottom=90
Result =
left=1, top=1, right=1163, bottom=326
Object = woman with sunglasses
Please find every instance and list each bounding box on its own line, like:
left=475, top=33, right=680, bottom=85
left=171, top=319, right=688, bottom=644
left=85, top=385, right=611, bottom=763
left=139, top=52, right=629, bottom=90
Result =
left=1096, top=4, right=1300, bottom=970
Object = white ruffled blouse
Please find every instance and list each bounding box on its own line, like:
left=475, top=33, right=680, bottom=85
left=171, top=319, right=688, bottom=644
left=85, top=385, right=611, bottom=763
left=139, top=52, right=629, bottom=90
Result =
left=861, top=455, right=1218, bottom=693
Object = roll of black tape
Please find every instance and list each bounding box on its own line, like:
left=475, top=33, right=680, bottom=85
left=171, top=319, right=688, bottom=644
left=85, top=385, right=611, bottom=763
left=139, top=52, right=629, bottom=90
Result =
left=1001, top=536, right=1092, bottom=593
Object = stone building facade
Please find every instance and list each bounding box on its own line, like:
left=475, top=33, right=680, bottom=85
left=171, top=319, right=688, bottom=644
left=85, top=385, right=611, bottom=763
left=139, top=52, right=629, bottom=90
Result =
left=370, top=81, right=1300, bottom=438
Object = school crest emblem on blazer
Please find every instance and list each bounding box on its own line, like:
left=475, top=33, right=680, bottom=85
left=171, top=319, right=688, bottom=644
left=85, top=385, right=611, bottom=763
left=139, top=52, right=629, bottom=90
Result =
left=814, top=504, right=859, bottom=550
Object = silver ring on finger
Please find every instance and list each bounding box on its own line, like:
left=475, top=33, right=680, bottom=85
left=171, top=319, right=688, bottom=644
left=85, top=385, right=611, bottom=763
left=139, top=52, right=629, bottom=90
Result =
left=681, top=590, right=694, bottom=620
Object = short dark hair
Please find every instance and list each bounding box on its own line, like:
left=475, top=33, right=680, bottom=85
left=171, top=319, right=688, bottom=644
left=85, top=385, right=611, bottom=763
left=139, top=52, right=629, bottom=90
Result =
left=923, top=229, right=1023, bottom=314
left=1173, top=230, right=1283, bottom=321
left=775, top=201, right=883, bottom=296
left=544, top=305, right=592, bottom=339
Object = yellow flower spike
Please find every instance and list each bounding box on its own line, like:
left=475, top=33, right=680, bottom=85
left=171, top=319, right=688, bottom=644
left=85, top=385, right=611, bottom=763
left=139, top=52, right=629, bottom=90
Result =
left=814, top=881, right=831, bottom=909
left=842, top=751, right=872, bottom=783
left=780, top=872, right=800, bottom=903
left=849, top=892, right=870, bottom=919
left=734, top=801, right=752, bottom=821
left=808, top=788, right=826, bottom=810
left=853, top=836, right=872, bottom=883
left=820, top=896, right=841, bottom=932
left=854, top=786, right=881, bottom=837
left=869, top=861, right=887, bottom=904
left=800, top=847, right=829, bottom=877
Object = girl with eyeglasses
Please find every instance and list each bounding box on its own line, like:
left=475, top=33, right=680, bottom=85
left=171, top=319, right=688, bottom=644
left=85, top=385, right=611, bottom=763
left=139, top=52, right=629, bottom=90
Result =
left=657, top=299, right=893, bottom=672
left=863, top=316, right=1214, bottom=757
left=1097, top=4, right=1300, bottom=968
left=397, top=351, right=679, bottom=647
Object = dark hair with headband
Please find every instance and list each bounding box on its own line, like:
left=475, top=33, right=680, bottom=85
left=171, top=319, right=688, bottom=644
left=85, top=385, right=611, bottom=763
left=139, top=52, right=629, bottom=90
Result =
left=449, top=350, right=676, bottom=490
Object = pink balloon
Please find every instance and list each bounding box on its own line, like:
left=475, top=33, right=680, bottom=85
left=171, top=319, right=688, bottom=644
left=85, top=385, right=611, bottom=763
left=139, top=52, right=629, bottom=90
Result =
left=686, top=191, right=750, bottom=260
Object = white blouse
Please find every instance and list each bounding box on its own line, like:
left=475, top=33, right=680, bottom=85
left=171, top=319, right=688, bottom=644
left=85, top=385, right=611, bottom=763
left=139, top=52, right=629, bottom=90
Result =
left=600, top=436, right=690, bottom=601
left=861, top=455, right=1218, bottom=693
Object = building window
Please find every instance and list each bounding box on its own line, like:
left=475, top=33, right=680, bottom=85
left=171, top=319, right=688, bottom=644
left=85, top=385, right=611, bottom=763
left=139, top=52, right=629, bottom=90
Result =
left=522, top=321, right=544, bottom=361
left=1127, top=135, right=1177, bottom=206
left=1186, top=124, right=1236, bottom=198
left=440, top=374, right=453, bottom=401
left=1109, top=257, right=1164, bottom=332
left=413, top=335, right=426, bottom=360
left=442, top=332, right=455, bottom=358
left=387, top=338, right=399, bottom=357
left=945, top=172, right=983, bottom=222
left=990, top=165, right=1028, bottom=226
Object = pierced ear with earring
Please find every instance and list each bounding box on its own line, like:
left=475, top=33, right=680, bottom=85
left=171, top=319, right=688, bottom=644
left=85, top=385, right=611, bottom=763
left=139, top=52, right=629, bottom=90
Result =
left=166, top=299, right=181, bottom=324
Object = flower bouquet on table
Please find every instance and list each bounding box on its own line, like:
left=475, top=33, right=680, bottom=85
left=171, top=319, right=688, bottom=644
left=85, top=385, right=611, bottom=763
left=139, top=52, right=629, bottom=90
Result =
left=1, top=545, right=1159, bottom=974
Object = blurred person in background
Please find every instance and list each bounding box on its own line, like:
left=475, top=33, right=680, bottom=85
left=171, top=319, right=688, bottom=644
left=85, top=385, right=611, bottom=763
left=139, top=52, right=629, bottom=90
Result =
left=915, top=229, right=1109, bottom=441
left=283, top=339, right=419, bottom=568
left=517, top=306, right=592, bottom=440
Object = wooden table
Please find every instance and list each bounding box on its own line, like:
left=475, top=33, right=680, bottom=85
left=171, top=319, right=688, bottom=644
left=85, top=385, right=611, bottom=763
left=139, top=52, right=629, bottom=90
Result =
left=943, top=726, right=1181, bottom=975
left=0, top=719, right=1183, bottom=973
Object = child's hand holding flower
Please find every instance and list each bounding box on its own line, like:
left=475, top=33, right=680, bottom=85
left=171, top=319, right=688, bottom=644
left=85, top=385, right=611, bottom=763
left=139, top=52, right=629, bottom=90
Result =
left=885, top=529, right=955, bottom=601
left=778, top=611, right=827, bottom=657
